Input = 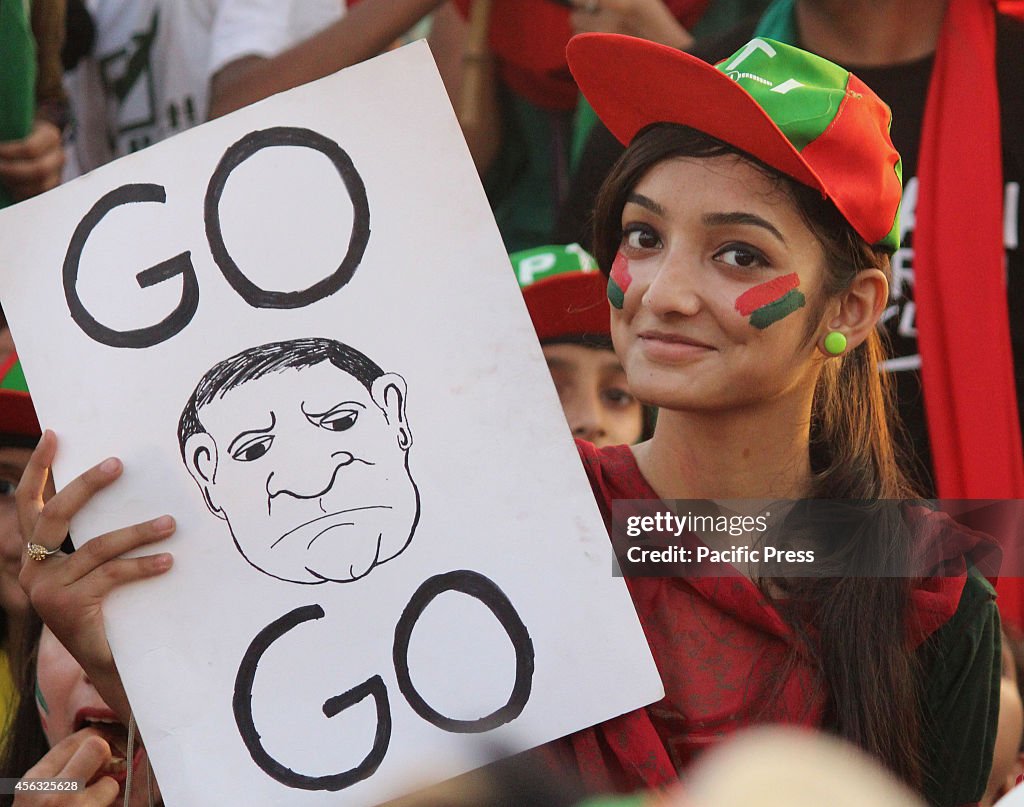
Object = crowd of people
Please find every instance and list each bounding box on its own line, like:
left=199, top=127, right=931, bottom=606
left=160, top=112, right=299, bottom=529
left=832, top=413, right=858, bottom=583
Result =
left=1, top=0, right=1023, bottom=805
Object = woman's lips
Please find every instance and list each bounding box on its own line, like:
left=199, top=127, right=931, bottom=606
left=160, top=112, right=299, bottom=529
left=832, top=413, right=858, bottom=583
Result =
left=74, top=708, right=145, bottom=785
left=637, top=330, right=715, bottom=362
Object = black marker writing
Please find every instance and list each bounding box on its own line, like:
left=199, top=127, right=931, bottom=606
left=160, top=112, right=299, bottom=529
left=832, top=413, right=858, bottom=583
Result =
left=233, top=572, right=534, bottom=791
left=233, top=604, right=392, bottom=791
left=394, top=570, right=534, bottom=733
left=64, top=128, right=371, bottom=347
left=205, top=127, right=370, bottom=310
left=63, top=184, right=199, bottom=349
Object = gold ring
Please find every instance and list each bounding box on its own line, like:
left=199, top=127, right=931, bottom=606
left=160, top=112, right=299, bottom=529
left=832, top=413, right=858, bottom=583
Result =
left=26, top=543, right=61, bottom=561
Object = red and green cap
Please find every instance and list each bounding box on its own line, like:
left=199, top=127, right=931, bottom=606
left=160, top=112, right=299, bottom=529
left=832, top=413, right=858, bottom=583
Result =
left=511, top=243, right=611, bottom=341
left=566, top=34, right=903, bottom=253
left=0, top=352, right=40, bottom=438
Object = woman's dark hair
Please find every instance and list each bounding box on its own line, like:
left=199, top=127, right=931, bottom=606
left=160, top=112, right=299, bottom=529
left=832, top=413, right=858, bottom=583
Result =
left=0, top=609, right=48, bottom=806
left=593, top=124, right=924, bottom=788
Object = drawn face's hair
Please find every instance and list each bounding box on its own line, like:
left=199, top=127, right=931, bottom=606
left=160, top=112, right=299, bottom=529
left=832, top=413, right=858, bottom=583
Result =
left=177, top=337, right=385, bottom=459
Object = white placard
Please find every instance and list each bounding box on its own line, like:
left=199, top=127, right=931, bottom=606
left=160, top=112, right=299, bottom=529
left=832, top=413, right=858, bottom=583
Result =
left=0, top=42, right=663, bottom=806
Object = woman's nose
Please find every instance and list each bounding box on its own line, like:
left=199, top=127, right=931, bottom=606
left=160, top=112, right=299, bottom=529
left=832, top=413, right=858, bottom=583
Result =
left=640, top=252, right=703, bottom=318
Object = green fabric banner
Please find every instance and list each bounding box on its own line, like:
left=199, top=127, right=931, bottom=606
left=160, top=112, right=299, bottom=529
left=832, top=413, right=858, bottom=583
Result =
left=0, top=0, right=38, bottom=208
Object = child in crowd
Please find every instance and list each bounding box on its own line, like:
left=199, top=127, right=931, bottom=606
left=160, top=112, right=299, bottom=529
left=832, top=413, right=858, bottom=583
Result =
left=0, top=609, right=159, bottom=807
left=513, top=244, right=647, bottom=446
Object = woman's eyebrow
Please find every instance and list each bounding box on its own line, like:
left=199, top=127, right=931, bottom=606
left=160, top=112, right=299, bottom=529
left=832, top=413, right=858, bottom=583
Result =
left=703, top=211, right=787, bottom=244
left=227, top=411, right=277, bottom=455
left=625, top=193, right=666, bottom=217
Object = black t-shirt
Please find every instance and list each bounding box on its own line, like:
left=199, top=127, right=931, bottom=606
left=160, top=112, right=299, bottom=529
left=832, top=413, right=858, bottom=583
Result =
left=556, top=14, right=1024, bottom=496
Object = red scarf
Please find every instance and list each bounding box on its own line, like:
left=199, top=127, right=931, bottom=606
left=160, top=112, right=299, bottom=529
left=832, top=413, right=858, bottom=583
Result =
left=538, top=443, right=978, bottom=793
left=915, top=0, right=1022, bottom=500
left=914, top=0, right=1024, bottom=625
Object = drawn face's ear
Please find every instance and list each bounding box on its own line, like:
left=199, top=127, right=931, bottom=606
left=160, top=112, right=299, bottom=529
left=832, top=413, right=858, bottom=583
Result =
left=183, top=432, right=225, bottom=518
left=370, top=373, right=412, bottom=451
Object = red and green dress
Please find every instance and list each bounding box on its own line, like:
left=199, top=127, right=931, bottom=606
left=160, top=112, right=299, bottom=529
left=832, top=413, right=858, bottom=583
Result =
left=538, top=441, right=999, bottom=807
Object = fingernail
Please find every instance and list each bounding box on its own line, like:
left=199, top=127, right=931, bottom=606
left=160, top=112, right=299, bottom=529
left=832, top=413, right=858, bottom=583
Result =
left=99, top=457, right=121, bottom=474
left=152, top=515, right=174, bottom=533
left=152, top=553, right=173, bottom=570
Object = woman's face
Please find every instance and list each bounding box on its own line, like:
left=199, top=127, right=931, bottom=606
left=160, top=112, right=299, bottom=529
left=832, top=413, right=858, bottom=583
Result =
left=0, top=446, right=32, bottom=618
left=542, top=342, right=644, bottom=446
left=610, top=155, right=830, bottom=414
left=36, top=626, right=158, bottom=806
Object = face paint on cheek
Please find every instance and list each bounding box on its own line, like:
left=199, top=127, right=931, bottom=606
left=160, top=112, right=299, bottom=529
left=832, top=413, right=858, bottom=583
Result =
left=734, top=272, right=806, bottom=329
left=35, top=677, right=49, bottom=715
left=608, top=252, right=632, bottom=310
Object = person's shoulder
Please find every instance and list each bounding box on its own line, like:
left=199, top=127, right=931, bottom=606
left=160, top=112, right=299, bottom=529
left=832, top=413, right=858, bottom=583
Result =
left=899, top=504, right=1001, bottom=649
left=905, top=504, right=1001, bottom=577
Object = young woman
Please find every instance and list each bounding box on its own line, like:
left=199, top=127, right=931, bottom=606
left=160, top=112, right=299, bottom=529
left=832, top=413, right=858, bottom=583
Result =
left=0, top=608, right=160, bottom=807
left=544, top=33, right=998, bottom=807
left=15, top=33, right=998, bottom=807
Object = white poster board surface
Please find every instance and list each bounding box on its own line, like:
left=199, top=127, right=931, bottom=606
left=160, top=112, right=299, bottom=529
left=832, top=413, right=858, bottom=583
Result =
left=0, top=42, right=663, bottom=806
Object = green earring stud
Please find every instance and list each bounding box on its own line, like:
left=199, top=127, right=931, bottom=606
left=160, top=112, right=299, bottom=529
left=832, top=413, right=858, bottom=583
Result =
left=824, top=331, right=847, bottom=356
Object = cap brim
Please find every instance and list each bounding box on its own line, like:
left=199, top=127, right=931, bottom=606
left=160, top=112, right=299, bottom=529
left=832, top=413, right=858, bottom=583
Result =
left=524, top=273, right=610, bottom=342
left=566, top=33, right=825, bottom=194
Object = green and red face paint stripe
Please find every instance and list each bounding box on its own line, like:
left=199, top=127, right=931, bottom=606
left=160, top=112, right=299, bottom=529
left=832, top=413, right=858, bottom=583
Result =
left=35, top=678, right=49, bottom=724
left=608, top=252, right=632, bottom=309
left=734, top=272, right=805, bottom=329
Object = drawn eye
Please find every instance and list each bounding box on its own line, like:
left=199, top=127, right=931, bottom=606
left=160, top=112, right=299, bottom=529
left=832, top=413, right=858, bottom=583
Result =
left=318, top=407, right=359, bottom=432
left=231, top=435, right=273, bottom=462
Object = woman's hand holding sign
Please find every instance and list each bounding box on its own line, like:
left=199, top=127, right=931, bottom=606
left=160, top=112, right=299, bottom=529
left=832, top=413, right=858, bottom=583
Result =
left=16, top=430, right=175, bottom=724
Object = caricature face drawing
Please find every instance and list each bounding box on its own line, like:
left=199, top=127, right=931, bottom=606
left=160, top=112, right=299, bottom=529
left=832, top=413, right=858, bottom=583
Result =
left=178, top=339, right=419, bottom=584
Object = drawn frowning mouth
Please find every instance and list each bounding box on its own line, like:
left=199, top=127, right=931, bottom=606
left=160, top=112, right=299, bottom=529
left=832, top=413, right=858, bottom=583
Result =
left=269, top=506, right=393, bottom=550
